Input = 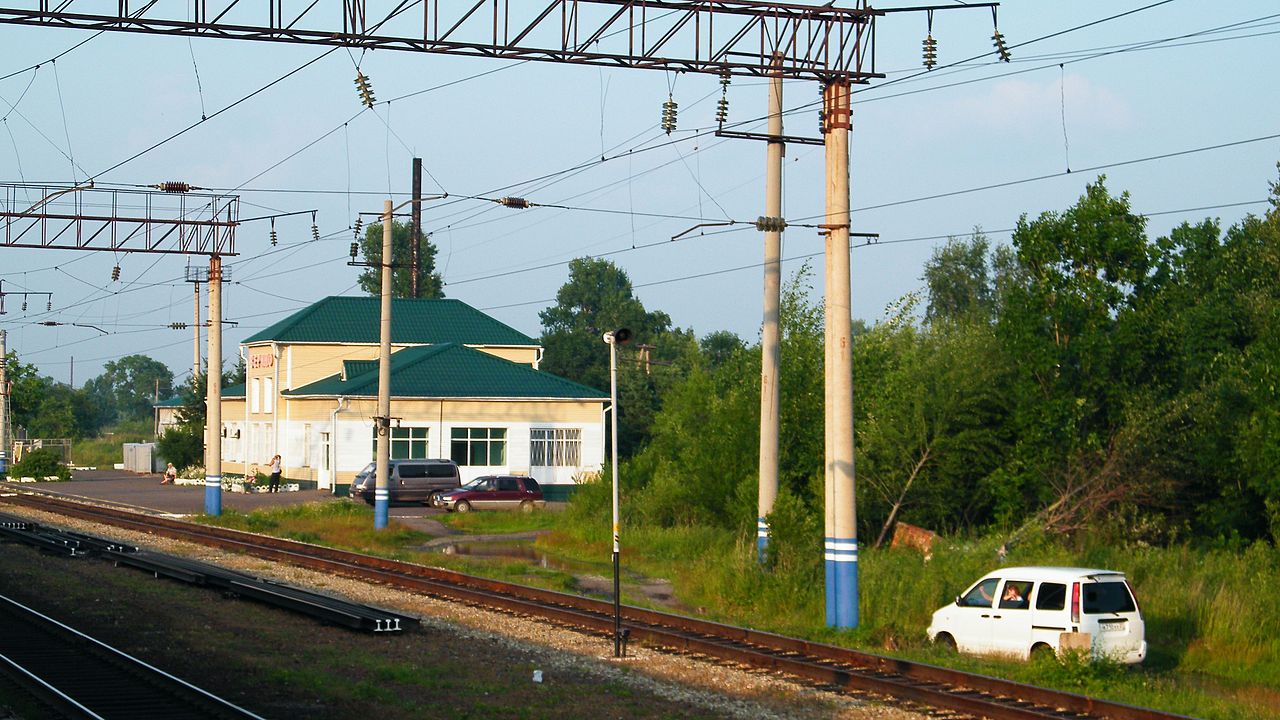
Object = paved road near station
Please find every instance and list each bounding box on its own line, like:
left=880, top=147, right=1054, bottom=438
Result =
left=3, top=470, right=447, bottom=526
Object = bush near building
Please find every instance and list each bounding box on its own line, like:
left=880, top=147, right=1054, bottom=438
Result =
left=7, top=448, right=71, bottom=481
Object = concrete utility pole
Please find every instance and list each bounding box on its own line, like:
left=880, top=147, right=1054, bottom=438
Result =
left=0, top=330, right=7, bottom=476
left=757, top=67, right=784, bottom=564
left=205, top=256, right=223, bottom=516
left=411, top=158, right=422, bottom=298
left=193, top=278, right=202, bottom=380
left=375, top=199, right=394, bottom=529
left=822, top=80, right=858, bottom=629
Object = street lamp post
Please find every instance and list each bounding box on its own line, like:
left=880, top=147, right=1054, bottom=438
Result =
left=603, top=327, right=631, bottom=657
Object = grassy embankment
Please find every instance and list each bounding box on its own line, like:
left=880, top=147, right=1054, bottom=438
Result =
left=69, top=419, right=154, bottom=468
left=196, top=500, right=1280, bottom=720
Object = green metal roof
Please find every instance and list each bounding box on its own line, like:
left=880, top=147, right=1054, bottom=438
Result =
left=242, top=296, right=537, bottom=346
left=342, top=359, right=377, bottom=379
left=153, top=396, right=184, bottom=408
left=284, top=343, right=607, bottom=400
left=223, top=382, right=246, bottom=398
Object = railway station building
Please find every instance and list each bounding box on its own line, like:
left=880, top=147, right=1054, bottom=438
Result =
left=216, top=296, right=608, bottom=498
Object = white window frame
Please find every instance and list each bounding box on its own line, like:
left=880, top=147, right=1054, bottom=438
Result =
left=531, top=427, right=582, bottom=467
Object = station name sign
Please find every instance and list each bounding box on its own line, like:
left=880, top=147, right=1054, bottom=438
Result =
left=250, top=353, right=275, bottom=369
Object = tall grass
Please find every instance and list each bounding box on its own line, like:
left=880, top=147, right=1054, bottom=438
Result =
left=71, top=420, right=156, bottom=467
left=185, top=498, right=1280, bottom=718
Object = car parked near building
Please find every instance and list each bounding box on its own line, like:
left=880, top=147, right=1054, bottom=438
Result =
left=349, top=459, right=461, bottom=506
left=433, top=475, right=544, bottom=513
left=926, top=566, right=1147, bottom=663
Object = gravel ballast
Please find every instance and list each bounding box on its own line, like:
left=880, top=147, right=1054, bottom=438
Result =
left=0, top=504, right=928, bottom=720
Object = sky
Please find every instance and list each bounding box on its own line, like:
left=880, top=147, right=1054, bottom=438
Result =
left=1, top=0, right=1278, bottom=388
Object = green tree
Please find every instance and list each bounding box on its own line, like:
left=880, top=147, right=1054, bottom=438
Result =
left=699, top=330, right=746, bottom=370
left=854, top=297, right=1013, bottom=542
left=539, top=258, right=693, bottom=455
left=3, top=353, right=98, bottom=438
left=156, top=425, right=204, bottom=471
left=539, top=258, right=677, bottom=388
left=994, top=177, right=1152, bottom=522
left=357, top=220, right=444, bottom=298
left=83, top=354, right=173, bottom=423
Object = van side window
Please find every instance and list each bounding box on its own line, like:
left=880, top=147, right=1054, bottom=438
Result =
left=960, top=578, right=999, bottom=607
left=426, top=464, right=458, bottom=479
left=523, top=477, right=540, bottom=492
left=1036, top=582, right=1066, bottom=611
left=999, top=581, right=1032, bottom=609
left=497, top=477, right=519, bottom=491
left=398, top=464, right=427, bottom=479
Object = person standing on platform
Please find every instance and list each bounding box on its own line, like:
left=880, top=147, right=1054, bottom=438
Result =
left=267, top=454, right=282, bottom=493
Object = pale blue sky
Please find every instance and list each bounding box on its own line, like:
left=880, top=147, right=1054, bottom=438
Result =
left=1, top=1, right=1277, bottom=386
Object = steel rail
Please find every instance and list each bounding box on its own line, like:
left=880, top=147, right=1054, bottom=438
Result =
left=0, top=591, right=267, bottom=720
left=1, top=490, right=1193, bottom=720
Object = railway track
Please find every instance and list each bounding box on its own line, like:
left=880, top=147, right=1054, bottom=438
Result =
left=0, top=489, right=1193, bottom=720
left=0, top=592, right=265, bottom=720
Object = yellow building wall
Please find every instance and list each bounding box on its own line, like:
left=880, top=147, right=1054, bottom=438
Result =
left=219, top=393, right=603, bottom=486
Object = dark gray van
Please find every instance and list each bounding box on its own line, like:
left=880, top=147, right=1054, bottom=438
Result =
left=349, top=459, right=461, bottom=505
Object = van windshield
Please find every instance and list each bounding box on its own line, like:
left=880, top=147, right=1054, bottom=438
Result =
left=1083, top=581, right=1136, bottom=614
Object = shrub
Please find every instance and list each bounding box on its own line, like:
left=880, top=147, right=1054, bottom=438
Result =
left=9, top=448, right=71, bottom=481
left=156, top=425, right=203, bottom=471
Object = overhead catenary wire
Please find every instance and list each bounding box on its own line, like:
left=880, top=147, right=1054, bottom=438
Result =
left=5, top=2, right=1274, bottom=376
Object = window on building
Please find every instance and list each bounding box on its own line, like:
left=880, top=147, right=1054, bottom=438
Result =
left=250, top=379, right=260, bottom=413
left=450, top=427, right=506, bottom=466
left=263, top=377, right=274, bottom=413
left=530, top=428, right=581, bottom=467
left=370, top=426, right=430, bottom=460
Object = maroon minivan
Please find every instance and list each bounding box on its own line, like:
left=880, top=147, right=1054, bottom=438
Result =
left=433, top=475, right=545, bottom=513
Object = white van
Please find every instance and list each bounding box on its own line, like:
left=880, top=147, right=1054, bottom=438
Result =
left=926, top=566, right=1147, bottom=663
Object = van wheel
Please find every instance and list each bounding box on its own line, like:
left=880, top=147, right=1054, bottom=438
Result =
left=424, top=491, right=440, bottom=507
left=1030, top=643, right=1056, bottom=662
left=519, top=500, right=534, bottom=513
left=934, top=633, right=957, bottom=653
left=455, top=500, right=472, bottom=513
